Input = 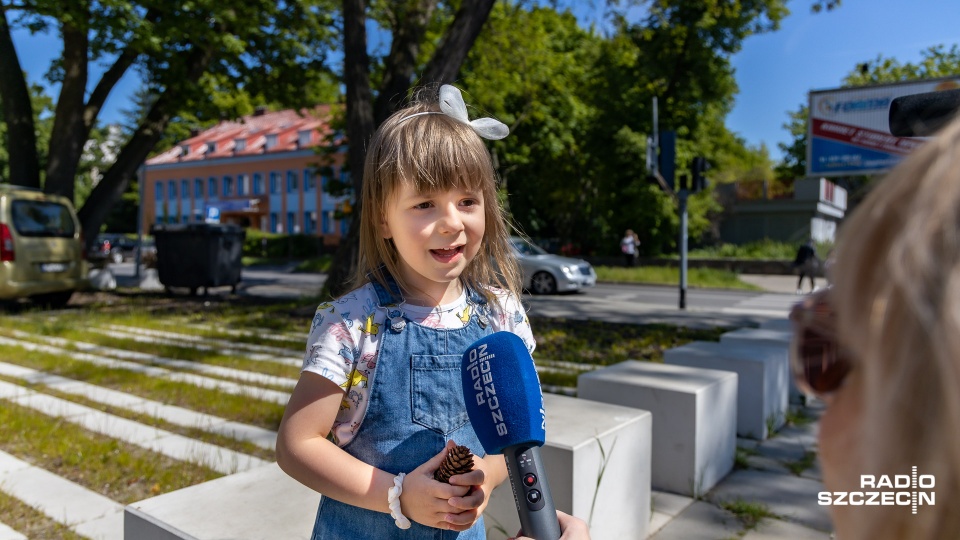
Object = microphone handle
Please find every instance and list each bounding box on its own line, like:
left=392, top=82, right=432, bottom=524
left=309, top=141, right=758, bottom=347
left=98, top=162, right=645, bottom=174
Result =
left=503, top=443, right=562, bottom=540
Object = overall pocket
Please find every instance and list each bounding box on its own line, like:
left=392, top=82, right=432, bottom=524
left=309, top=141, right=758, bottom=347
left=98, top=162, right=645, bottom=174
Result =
left=411, top=354, right=469, bottom=435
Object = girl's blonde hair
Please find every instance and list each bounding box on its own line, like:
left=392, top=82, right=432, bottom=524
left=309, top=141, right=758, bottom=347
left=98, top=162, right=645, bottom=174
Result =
left=831, top=112, right=960, bottom=540
left=351, top=88, right=522, bottom=308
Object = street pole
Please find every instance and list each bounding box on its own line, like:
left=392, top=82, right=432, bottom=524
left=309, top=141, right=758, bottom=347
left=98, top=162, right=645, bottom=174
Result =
left=678, top=175, right=689, bottom=310
left=135, top=165, right=144, bottom=280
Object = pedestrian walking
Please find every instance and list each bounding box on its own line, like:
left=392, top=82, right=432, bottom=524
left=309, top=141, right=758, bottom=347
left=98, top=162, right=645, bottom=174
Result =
left=792, top=239, right=819, bottom=294
left=621, top=229, right=639, bottom=267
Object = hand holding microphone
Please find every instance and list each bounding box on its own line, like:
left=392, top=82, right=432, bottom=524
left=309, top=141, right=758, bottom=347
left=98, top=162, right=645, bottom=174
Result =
left=461, top=332, right=563, bottom=540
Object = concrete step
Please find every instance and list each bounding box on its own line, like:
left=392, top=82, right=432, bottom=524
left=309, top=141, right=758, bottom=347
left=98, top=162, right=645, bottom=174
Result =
left=0, top=333, right=292, bottom=404
left=0, top=360, right=276, bottom=451
left=0, top=450, right=124, bottom=540
left=0, top=379, right=268, bottom=475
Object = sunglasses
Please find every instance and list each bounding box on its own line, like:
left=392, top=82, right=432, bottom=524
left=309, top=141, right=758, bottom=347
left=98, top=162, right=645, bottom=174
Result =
left=788, top=288, right=853, bottom=398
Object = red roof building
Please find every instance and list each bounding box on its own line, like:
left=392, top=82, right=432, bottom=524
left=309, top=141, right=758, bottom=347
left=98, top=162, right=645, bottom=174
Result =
left=142, top=105, right=350, bottom=242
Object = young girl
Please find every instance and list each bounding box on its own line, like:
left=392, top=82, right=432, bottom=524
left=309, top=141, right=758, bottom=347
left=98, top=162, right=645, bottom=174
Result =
left=276, top=85, right=535, bottom=539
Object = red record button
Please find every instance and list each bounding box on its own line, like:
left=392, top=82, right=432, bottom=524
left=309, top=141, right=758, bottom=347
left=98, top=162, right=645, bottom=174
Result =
left=523, top=473, right=537, bottom=487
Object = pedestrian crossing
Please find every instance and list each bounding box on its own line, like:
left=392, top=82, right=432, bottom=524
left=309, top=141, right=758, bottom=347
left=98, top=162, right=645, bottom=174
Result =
left=720, top=293, right=800, bottom=317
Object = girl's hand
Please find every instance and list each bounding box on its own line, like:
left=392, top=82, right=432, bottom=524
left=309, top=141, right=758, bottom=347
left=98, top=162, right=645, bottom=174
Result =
left=399, top=440, right=473, bottom=530
left=444, top=453, right=503, bottom=529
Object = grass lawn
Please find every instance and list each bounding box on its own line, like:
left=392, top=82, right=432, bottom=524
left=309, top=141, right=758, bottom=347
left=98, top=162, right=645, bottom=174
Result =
left=594, top=265, right=763, bottom=290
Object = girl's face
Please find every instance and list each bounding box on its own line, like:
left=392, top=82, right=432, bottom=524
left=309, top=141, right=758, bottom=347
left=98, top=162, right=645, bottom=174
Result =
left=381, top=182, right=485, bottom=305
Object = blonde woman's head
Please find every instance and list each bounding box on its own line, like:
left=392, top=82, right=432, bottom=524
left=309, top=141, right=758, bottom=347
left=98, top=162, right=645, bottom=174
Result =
left=824, top=112, right=960, bottom=540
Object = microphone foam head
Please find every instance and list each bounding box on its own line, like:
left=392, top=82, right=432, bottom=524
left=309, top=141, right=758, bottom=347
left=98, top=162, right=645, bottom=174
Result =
left=461, top=331, right=546, bottom=454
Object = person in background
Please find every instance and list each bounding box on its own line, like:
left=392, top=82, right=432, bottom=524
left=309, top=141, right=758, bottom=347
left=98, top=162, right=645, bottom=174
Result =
left=620, top=229, right=639, bottom=267
left=792, top=238, right=819, bottom=294
left=789, top=113, right=960, bottom=540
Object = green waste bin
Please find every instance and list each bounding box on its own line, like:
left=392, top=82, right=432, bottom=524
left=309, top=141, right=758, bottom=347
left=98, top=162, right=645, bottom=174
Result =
left=151, top=223, right=245, bottom=295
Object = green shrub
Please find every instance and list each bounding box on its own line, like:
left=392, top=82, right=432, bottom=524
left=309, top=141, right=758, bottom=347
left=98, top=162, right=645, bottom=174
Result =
left=243, top=229, right=327, bottom=259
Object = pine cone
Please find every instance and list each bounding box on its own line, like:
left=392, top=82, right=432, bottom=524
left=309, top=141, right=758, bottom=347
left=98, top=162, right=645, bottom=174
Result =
left=434, top=445, right=475, bottom=483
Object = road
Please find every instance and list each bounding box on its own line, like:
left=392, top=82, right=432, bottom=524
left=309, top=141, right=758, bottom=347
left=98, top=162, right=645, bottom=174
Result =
left=106, top=263, right=797, bottom=327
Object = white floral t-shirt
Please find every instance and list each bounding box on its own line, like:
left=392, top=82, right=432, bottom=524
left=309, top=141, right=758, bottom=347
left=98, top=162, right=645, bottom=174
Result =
left=301, top=282, right=535, bottom=447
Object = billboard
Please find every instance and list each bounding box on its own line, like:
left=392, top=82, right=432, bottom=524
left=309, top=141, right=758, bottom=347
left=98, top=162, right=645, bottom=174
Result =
left=807, top=77, right=960, bottom=177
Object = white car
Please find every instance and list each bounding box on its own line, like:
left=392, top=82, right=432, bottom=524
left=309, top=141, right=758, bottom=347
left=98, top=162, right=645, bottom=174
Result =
left=510, top=236, right=597, bottom=294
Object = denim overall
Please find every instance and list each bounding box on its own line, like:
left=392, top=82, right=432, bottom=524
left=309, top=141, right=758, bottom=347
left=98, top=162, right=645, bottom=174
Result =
left=310, top=277, right=492, bottom=539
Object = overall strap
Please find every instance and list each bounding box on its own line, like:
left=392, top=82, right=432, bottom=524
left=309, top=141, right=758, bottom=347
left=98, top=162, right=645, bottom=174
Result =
left=367, top=270, right=403, bottom=308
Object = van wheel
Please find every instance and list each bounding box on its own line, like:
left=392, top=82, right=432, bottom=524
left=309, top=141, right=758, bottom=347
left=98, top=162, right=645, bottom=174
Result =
left=33, top=291, right=73, bottom=309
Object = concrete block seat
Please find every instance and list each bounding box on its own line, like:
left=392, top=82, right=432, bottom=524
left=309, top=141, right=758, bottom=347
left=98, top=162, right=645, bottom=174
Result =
left=578, top=361, right=737, bottom=497
left=665, top=341, right=788, bottom=440
left=486, top=393, right=652, bottom=540
left=126, top=395, right=652, bottom=540
left=719, top=328, right=808, bottom=405
left=125, top=462, right=320, bottom=540
left=759, top=318, right=793, bottom=332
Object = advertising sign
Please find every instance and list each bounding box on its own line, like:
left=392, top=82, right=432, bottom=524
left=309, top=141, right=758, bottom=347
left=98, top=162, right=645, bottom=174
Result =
left=807, top=77, right=960, bottom=177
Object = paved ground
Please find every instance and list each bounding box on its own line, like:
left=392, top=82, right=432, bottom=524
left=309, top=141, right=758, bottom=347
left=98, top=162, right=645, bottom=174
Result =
left=648, top=401, right=832, bottom=539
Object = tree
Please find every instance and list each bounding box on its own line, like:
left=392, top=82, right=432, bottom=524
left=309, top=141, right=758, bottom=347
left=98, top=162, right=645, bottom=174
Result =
left=324, top=0, right=498, bottom=297
left=0, top=0, right=338, bottom=246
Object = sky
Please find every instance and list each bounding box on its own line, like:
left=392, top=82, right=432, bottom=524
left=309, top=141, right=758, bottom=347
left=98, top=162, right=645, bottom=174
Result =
left=10, top=0, right=960, bottom=162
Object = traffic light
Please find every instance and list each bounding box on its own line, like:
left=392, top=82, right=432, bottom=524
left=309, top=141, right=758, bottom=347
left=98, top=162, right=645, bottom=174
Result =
left=691, top=156, right=710, bottom=192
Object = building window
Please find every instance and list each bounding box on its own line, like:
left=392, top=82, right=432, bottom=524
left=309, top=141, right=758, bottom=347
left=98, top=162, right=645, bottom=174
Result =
left=270, top=213, right=278, bottom=233
left=297, top=130, right=311, bottom=147
left=265, top=134, right=278, bottom=150
left=287, top=171, right=298, bottom=193
left=208, top=177, right=217, bottom=199
left=180, top=144, right=190, bottom=156
left=253, top=173, right=263, bottom=195
left=287, top=212, right=296, bottom=234
left=322, top=211, right=330, bottom=234
left=305, top=211, right=316, bottom=234
left=168, top=180, right=177, bottom=199
left=181, top=179, right=189, bottom=200
left=156, top=182, right=164, bottom=202
left=340, top=218, right=348, bottom=235
left=237, top=174, right=247, bottom=196
left=223, top=176, right=233, bottom=197
left=304, top=169, right=315, bottom=192
left=269, top=172, right=279, bottom=194
left=235, top=138, right=246, bottom=152
left=207, top=141, right=217, bottom=153
left=195, top=178, right=203, bottom=199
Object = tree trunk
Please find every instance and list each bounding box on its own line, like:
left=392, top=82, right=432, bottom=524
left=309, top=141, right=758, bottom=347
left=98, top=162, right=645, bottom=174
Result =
left=324, top=0, right=376, bottom=298
left=45, top=23, right=90, bottom=202
left=77, top=40, right=219, bottom=248
left=422, top=0, right=496, bottom=84
left=373, top=0, right=436, bottom=125
left=0, top=7, right=40, bottom=188
left=324, top=0, right=497, bottom=298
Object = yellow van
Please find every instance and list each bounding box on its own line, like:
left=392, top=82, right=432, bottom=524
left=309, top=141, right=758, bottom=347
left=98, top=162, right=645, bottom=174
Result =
left=0, top=184, right=88, bottom=307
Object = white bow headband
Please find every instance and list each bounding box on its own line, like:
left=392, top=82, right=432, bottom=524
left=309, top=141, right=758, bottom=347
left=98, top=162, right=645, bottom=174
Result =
left=398, top=85, right=509, bottom=140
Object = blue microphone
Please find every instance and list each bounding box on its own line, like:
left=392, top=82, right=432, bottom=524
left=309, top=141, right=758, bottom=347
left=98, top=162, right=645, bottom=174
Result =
left=462, top=332, right=561, bottom=540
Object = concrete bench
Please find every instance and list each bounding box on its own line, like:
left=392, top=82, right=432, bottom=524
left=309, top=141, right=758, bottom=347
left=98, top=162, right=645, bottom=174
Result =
left=578, top=361, right=737, bottom=497
left=759, top=318, right=792, bottom=332
left=484, top=393, right=652, bottom=540
left=125, top=462, right=320, bottom=540
left=719, top=328, right=808, bottom=405
left=126, top=395, right=652, bottom=540
left=664, top=341, right=788, bottom=439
